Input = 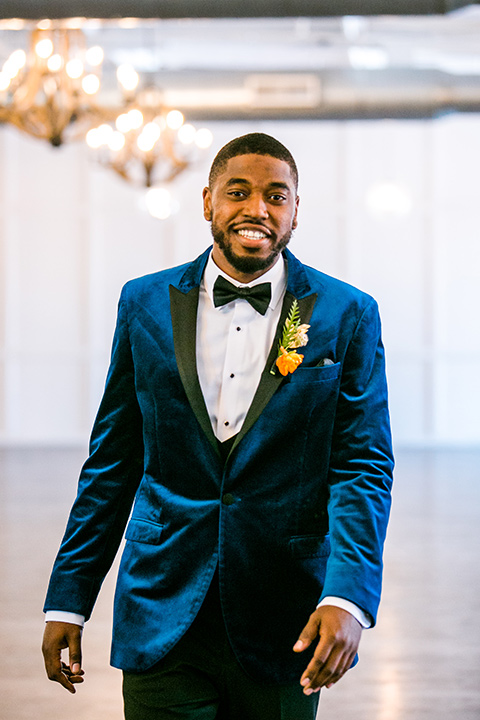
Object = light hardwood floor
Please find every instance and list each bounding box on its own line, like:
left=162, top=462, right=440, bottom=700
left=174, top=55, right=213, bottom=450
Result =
left=1, top=447, right=479, bottom=719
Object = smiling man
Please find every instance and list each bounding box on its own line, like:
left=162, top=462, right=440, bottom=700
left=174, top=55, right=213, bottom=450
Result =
left=42, top=133, right=394, bottom=720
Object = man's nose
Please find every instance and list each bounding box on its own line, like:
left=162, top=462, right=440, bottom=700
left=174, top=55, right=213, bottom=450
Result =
left=243, top=193, right=269, bottom=219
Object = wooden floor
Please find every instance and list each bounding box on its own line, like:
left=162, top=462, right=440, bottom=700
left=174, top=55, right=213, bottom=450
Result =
left=1, top=447, right=479, bottom=720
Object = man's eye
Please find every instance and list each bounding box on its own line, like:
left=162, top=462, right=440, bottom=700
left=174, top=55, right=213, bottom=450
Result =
left=228, top=191, right=246, bottom=198
left=270, top=194, right=286, bottom=202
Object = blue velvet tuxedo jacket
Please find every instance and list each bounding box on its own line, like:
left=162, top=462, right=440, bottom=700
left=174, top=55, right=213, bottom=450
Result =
left=44, top=246, right=394, bottom=683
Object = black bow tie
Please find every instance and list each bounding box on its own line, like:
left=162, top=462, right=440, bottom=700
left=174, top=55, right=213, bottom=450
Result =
left=213, top=275, right=272, bottom=316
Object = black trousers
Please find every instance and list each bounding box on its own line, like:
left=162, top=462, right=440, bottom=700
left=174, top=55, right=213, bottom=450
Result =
left=123, top=577, right=319, bottom=720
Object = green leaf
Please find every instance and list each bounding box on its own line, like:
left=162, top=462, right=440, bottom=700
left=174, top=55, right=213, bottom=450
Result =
left=280, top=300, right=301, bottom=350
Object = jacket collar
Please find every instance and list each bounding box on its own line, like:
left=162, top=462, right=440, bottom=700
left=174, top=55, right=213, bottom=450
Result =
left=176, top=245, right=314, bottom=296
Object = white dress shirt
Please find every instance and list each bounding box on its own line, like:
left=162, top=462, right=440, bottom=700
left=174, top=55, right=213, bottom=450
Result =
left=197, top=252, right=286, bottom=442
left=46, top=252, right=370, bottom=629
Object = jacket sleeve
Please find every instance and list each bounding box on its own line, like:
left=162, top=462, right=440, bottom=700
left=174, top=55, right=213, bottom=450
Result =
left=320, top=297, right=394, bottom=625
left=44, top=285, right=144, bottom=620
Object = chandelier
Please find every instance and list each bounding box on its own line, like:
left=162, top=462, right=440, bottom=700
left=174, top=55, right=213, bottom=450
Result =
left=85, top=87, right=213, bottom=188
left=0, top=21, right=214, bottom=214
left=0, top=24, right=104, bottom=146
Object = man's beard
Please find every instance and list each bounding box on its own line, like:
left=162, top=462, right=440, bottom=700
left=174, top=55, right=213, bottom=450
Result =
left=211, top=221, right=293, bottom=276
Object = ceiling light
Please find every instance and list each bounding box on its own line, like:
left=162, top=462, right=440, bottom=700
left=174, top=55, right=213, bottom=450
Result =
left=86, top=46, right=104, bottom=67
left=348, top=46, right=389, bottom=70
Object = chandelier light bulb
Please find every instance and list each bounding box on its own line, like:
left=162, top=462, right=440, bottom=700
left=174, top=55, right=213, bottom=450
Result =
left=177, top=123, right=196, bottom=145
left=117, top=64, right=139, bottom=92
left=0, top=72, right=11, bottom=91
left=195, top=128, right=213, bottom=149
left=66, top=59, right=84, bottom=79
left=2, top=59, right=20, bottom=80
left=127, top=108, right=143, bottom=129
left=97, top=123, right=114, bottom=144
left=43, top=77, right=57, bottom=97
left=166, top=110, right=184, bottom=130
left=47, top=54, right=63, bottom=72
left=86, top=46, right=104, bottom=67
left=35, top=38, right=54, bottom=59
left=115, top=113, right=132, bottom=133
left=8, top=49, right=27, bottom=71
left=82, top=73, right=100, bottom=94
left=86, top=128, right=102, bottom=148
left=137, top=132, right=156, bottom=153
left=65, top=17, right=84, bottom=30
left=153, top=115, right=166, bottom=131
left=108, top=131, right=126, bottom=152
left=142, top=122, right=161, bottom=143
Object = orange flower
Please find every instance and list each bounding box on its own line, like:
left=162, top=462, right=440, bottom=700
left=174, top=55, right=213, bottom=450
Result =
left=275, top=348, right=304, bottom=376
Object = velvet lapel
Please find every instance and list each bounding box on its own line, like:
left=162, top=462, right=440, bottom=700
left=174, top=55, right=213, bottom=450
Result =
left=169, top=248, right=220, bottom=455
left=169, top=247, right=318, bottom=459
left=231, top=250, right=318, bottom=454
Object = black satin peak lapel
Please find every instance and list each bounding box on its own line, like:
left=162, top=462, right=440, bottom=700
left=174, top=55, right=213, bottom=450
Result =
left=169, top=284, right=219, bottom=454
left=231, top=291, right=318, bottom=452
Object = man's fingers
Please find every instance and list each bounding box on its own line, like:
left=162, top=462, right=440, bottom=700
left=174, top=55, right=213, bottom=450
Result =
left=67, top=627, right=83, bottom=675
left=293, top=612, right=321, bottom=652
left=45, top=660, right=78, bottom=694
left=296, top=606, right=363, bottom=692
left=61, top=661, right=85, bottom=679
left=42, top=621, right=84, bottom=694
left=299, top=638, right=338, bottom=692
left=301, top=644, right=355, bottom=693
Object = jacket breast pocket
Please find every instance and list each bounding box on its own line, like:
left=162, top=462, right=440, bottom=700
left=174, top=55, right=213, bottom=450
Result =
left=287, top=362, right=341, bottom=385
left=289, top=534, right=330, bottom=559
left=125, top=518, right=164, bottom=545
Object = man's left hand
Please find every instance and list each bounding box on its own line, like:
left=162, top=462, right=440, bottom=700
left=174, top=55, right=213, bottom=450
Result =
left=293, top=605, right=362, bottom=694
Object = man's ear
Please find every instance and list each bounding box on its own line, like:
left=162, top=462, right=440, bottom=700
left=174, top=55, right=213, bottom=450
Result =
left=203, top=187, right=212, bottom=221
left=292, top=194, right=299, bottom=230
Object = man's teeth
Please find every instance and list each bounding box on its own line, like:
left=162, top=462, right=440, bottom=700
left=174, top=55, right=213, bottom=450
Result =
left=237, top=229, right=267, bottom=239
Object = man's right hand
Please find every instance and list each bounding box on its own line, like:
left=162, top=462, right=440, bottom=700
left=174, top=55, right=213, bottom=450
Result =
left=42, top=621, right=84, bottom=694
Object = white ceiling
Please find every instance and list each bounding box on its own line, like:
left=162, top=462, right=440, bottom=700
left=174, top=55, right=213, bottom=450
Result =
left=1, top=7, right=480, bottom=118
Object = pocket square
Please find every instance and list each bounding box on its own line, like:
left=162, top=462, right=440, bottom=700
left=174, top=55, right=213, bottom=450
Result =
left=317, top=358, right=334, bottom=367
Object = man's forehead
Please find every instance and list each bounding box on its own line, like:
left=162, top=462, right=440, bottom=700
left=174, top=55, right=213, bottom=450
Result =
left=217, top=153, right=295, bottom=186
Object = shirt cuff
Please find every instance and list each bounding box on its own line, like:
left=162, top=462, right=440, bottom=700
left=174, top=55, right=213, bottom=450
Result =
left=317, top=596, right=372, bottom=628
left=44, top=610, right=85, bottom=627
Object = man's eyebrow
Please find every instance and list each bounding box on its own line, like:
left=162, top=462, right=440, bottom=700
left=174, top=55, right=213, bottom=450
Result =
left=225, top=177, right=250, bottom=187
left=268, top=182, right=291, bottom=192
left=225, top=178, right=291, bottom=192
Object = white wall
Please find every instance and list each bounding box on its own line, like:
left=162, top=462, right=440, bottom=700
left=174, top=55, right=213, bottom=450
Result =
left=1, top=116, right=479, bottom=447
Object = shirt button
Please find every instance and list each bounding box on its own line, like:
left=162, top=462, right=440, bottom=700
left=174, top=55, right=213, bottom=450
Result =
left=230, top=373, right=235, bottom=378
left=224, top=421, right=229, bottom=427
left=222, top=493, right=235, bottom=505
left=236, top=326, right=241, bottom=331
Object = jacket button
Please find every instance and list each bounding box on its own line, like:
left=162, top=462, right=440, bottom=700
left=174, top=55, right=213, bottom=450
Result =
left=222, top=493, right=235, bottom=505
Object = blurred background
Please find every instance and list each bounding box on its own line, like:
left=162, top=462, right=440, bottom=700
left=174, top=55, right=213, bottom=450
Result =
left=0, top=2, right=479, bottom=719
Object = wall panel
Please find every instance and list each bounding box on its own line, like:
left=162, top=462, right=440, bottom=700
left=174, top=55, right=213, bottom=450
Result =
left=0, top=117, right=479, bottom=446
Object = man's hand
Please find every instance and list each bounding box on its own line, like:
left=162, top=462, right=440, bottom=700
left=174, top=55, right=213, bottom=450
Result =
left=42, top=621, right=84, bottom=694
left=293, top=605, right=362, bottom=694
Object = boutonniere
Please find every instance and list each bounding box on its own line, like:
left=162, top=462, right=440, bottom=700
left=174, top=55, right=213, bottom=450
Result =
left=271, top=299, right=310, bottom=376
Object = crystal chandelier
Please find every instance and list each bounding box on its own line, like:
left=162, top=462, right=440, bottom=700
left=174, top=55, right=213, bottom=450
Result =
left=85, top=87, right=213, bottom=188
left=0, top=24, right=104, bottom=146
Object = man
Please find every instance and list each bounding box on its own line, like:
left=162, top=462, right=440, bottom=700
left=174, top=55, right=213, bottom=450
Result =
left=42, top=133, right=394, bottom=719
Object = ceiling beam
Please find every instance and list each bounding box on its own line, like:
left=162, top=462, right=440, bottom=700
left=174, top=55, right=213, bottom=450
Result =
left=0, top=0, right=477, bottom=19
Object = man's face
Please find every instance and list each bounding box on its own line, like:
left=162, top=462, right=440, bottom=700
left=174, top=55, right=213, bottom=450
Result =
left=203, top=153, right=299, bottom=282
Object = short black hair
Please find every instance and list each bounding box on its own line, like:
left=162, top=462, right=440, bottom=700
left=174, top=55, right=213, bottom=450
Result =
left=208, top=133, right=298, bottom=191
